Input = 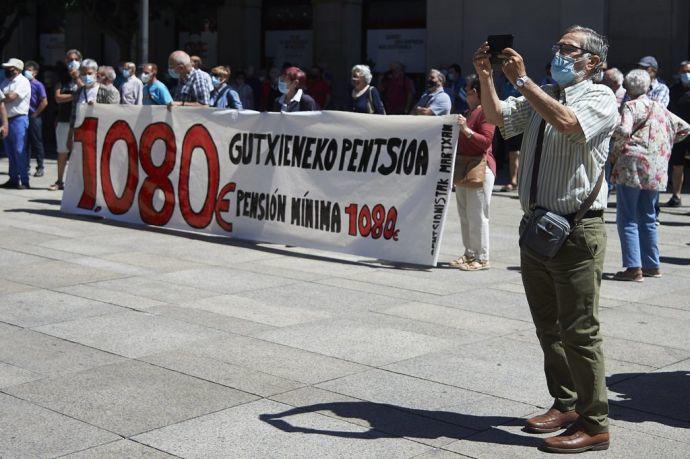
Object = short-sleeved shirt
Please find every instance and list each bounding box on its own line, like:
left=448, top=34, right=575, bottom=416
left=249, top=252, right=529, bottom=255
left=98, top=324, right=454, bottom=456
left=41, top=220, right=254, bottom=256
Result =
left=56, top=78, right=78, bottom=122
left=0, top=74, right=31, bottom=117
left=351, top=85, right=385, bottom=114
left=120, top=76, right=143, bottom=105
left=210, top=84, right=242, bottom=109
left=143, top=80, right=173, bottom=106
left=648, top=79, right=670, bottom=108
left=29, top=79, right=47, bottom=114
left=416, top=87, right=452, bottom=116
left=98, top=84, right=121, bottom=104
left=500, top=79, right=618, bottom=215
left=173, top=68, right=210, bottom=105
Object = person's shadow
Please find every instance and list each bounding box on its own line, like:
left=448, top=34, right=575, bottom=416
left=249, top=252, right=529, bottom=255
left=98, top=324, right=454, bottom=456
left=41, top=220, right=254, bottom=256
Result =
left=259, top=371, right=690, bottom=447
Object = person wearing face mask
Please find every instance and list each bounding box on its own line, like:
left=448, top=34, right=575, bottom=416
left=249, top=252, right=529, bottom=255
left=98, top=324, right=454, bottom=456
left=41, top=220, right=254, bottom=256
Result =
left=0, top=58, right=32, bottom=189
left=666, top=60, right=690, bottom=207
left=445, top=64, right=468, bottom=114
left=50, top=49, right=82, bottom=191
left=413, top=69, right=451, bottom=116
left=274, top=67, right=318, bottom=112
left=231, top=71, right=255, bottom=110
left=96, top=66, right=121, bottom=104
left=66, top=59, right=100, bottom=153
left=141, top=63, right=172, bottom=108
left=23, top=61, right=48, bottom=178
left=209, top=66, right=242, bottom=109
left=119, top=62, right=143, bottom=105
left=306, top=66, right=331, bottom=110
left=638, top=56, right=670, bottom=108
left=260, top=67, right=281, bottom=112
left=168, top=50, right=210, bottom=106
left=474, top=26, right=618, bottom=453
left=350, top=64, right=385, bottom=114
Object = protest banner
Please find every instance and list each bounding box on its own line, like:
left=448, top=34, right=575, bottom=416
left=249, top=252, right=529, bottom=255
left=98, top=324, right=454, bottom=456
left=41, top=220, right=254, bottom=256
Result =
left=61, top=105, right=458, bottom=266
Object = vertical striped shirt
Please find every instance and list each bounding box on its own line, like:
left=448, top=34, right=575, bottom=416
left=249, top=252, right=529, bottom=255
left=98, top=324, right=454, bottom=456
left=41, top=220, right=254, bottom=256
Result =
left=500, top=79, right=618, bottom=215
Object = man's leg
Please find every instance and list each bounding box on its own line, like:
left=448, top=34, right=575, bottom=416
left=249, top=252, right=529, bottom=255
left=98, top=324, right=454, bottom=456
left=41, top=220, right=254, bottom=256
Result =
left=616, top=184, right=641, bottom=269
left=638, top=189, right=660, bottom=270
left=548, top=216, right=609, bottom=434
left=455, top=186, right=473, bottom=259
left=28, top=116, right=45, bottom=172
left=671, top=165, right=684, bottom=199
left=4, top=117, right=20, bottom=185
left=15, top=116, right=30, bottom=186
left=521, top=245, right=578, bottom=412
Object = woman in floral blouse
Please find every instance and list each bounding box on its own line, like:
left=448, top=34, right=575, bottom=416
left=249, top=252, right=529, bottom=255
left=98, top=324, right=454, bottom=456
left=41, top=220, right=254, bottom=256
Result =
left=610, top=69, right=690, bottom=281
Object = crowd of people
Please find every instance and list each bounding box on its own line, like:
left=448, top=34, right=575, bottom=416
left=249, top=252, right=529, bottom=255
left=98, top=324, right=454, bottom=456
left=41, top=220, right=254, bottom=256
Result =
left=1, top=25, right=690, bottom=454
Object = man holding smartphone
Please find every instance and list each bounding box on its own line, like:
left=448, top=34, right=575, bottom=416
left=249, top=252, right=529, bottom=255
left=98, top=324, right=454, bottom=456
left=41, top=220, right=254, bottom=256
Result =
left=474, top=26, right=617, bottom=453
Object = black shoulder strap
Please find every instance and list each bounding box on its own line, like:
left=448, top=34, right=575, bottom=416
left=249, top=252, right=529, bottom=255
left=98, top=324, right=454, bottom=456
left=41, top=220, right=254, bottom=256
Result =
left=528, top=119, right=547, bottom=210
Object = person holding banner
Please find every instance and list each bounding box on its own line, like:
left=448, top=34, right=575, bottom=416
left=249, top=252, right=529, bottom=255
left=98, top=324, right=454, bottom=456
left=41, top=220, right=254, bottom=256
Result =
left=451, top=74, right=496, bottom=271
left=168, top=50, right=211, bottom=106
left=66, top=59, right=100, bottom=153
left=350, top=64, right=385, bottom=114
left=210, top=66, right=243, bottom=109
left=274, top=66, right=318, bottom=113
left=141, top=63, right=172, bottom=108
left=474, top=25, right=617, bottom=453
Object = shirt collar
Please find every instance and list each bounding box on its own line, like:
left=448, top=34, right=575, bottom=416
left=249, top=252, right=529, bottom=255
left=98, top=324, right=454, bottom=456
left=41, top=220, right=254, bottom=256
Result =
left=562, top=78, right=592, bottom=104
left=427, top=86, right=444, bottom=96
left=281, top=88, right=303, bottom=105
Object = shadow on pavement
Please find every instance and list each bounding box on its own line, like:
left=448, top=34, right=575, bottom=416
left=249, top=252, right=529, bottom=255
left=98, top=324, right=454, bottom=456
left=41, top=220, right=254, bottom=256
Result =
left=28, top=198, right=62, bottom=206
left=259, top=401, right=539, bottom=447
left=4, top=207, right=433, bottom=271
left=659, top=256, right=690, bottom=266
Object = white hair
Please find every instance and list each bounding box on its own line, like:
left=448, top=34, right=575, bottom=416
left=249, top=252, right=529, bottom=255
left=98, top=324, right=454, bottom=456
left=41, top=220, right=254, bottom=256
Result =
left=606, top=68, right=624, bottom=86
left=169, top=50, right=191, bottom=66
left=625, top=69, right=651, bottom=98
left=351, top=64, right=372, bottom=84
left=563, top=25, right=609, bottom=80
left=80, top=58, right=98, bottom=72
left=98, top=65, right=116, bottom=82
left=429, top=68, right=446, bottom=85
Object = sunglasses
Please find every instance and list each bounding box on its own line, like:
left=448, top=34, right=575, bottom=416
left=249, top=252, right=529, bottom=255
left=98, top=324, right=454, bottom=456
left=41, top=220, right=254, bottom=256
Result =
left=552, top=43, right=596, bottom=56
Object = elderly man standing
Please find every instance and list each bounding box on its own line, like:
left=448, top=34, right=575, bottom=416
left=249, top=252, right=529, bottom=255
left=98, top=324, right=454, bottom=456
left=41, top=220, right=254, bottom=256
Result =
left=413, top=69, right=452, bottom=116
left=1, top=58, right=32, bottom=189
left=190, top=55, right=214, bottom=94
left=119, top=62, right=143, bottom=105
left=168, top=51, right=210, bottom=106
left=638, top=56, right=669, bottom=107
left=97, top=66, right=121, bottom=104
left=141, top=63, right=173, bottom=108
left=474, top=25, right=617, bottom=453
left=602, top=67, right=626, bottom=106
left=23, top=61, right=48, bottom=177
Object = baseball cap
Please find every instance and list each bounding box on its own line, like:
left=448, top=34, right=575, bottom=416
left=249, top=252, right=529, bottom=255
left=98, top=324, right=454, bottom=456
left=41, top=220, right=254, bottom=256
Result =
left=637, top=56, right=659, bottom=69
left=2, top=58, right=24, bottom=71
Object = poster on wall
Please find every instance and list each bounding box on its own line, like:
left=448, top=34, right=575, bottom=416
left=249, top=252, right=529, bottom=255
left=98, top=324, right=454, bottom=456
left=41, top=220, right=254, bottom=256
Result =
left=366, top=29, right=426, bottom=73
left=39, top=33, right=66, bottom=66
left=265, top=30, right=313, bottom=68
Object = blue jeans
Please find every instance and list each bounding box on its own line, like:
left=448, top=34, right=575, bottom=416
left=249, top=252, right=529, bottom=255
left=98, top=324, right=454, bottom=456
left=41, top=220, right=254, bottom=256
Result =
left=616, top=184, right=659, bottom=269
left=4, top=115, right=30, bottom=185
left=27, top=115, right=45, bottom=170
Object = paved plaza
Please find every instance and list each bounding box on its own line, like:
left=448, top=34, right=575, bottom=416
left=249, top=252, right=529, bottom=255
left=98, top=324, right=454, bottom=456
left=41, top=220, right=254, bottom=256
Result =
left=1, top=158, right=689, bottom=458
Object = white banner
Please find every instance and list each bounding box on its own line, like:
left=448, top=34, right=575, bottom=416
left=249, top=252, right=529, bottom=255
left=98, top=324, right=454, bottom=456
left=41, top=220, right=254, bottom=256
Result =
left=366, top=29, right=426, bottom=73
left=61, top=106, right=458, bottom=266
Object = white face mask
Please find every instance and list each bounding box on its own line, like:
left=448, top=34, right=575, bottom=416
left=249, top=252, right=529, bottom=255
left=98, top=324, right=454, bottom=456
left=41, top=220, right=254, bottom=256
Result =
left=141, top=72, right=151, bottom=84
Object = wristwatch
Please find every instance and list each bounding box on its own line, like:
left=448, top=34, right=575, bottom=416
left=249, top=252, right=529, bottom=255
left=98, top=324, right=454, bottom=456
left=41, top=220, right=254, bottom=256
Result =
left=515, top=75, right=531, bottom=89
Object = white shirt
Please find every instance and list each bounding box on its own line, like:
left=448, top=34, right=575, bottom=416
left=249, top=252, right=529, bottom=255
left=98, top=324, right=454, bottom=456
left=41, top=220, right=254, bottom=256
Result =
left=279, top=88, right=303, bottom=111
left=120, top=75, right=143, bottom=105
left=77, top=84, right=99, bottom=104
left=0, top=74, right=31, bottom=117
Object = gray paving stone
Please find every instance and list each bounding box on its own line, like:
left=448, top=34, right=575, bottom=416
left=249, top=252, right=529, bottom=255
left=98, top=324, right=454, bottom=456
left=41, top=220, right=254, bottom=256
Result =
left=33, top=311, right=226, bottom=358
left=0, top=247, right=46, bottom=266
left=0, top=327, right=126, bottom=376
left=141, top=350, right=305, bottom=397
left=0, top=362, right=43, bottom=388
left=600, top=303, right=690, bottom=350
left=430, top=288, right=534, bottom=322
left=177, top=334, right=368, bottom=384
left=38, top=236, right=128, bottom=256
left=247, top=255, right=374, bottom=278
left=0, top=289, right=126, bottom=328
left=269, top=386, right=476, bottom=448
left=56, top=284, right=168, bottom=311
left=342, top=269, right=472, bottom=295
left=0, top=260, right=125, bottom=288
left=101, top=251, right=207, bottom=273
left=173, top=294, right=332, bottom=327
left=63, top=440, right=177, bottom=458
left=5, top=360, right=258, bottom=437
left=0, top=278, right=35, bottom=295
left=642, top=287, right=690, bottom=311
left=255, top=318, right=456, bottom=366
left=609, top=405, right=690, bottom=445
left=0, top=393, right=119, bottom=458
left=86, top=277, right=221, bottom=304
left=381, top=302, right=533, bottom=336
left=315, top=276, right=441, bottom=303
left=66, top=256, right=153, bottom=275
left=411, top=449, right=467, bottom=458
left=145, top=303, right=277, bottom=335
left=133, top=399, right=433, bottom=458
left=153, top=266, right=298, bottom=295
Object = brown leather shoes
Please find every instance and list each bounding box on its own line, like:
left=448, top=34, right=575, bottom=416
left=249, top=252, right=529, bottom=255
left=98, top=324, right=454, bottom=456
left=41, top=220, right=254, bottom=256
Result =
left=540, top=422, right=610, bottom=453
left=525, top=408, right=579, bottom=433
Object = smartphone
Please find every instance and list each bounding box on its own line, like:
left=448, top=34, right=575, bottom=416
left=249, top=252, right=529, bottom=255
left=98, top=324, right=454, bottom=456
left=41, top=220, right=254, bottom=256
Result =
left=487, top=34, right=514, bottom=70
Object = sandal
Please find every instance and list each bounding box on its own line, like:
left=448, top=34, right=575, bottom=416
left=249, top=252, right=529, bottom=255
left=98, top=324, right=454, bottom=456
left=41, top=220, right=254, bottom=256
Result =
left=48, top=181, right=64, bottom=191
left=450, top=255, right=475, bottom=267
left=641, top=268, right=662, bottom=278
left=458, top=260, right=490, bottom=271
left=612, top=269, right=643, bottom=282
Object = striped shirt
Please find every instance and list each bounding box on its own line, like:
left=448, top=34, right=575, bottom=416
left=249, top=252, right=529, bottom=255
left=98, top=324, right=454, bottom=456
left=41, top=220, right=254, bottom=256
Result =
left=173, top=68, right=211, bottom=105
left=500, top=79, right=618, bottom=215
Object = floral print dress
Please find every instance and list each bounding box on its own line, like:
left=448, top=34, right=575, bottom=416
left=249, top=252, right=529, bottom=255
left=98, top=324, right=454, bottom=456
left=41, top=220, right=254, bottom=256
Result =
left=611, top=95, right=690, bottom=190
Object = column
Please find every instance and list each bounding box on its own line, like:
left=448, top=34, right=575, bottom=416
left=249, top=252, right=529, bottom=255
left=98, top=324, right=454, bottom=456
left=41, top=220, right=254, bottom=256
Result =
left=218, top=0, right=262, bottom=70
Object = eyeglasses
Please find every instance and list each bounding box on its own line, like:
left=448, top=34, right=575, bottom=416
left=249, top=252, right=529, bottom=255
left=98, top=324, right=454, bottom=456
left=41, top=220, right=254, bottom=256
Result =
left=552, top=43, right=596, bottom=56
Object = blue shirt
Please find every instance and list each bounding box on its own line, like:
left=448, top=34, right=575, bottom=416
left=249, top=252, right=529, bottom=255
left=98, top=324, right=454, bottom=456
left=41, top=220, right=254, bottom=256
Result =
left=143, top=80, right=173, bottom=106
left=210, top=84, right=243, bottom=109
left=417, top=87, right=452, bottom=115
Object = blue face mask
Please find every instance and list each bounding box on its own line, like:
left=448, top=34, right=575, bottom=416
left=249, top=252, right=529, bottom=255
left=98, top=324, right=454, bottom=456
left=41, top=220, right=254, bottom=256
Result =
left=82, top=74, right=96, bottom=87
left=278, top=80, right=289, bottom=94
left=550, top=53, right=587, bottom=87
left=168, top=68, right=179, bottom=80
left=67, top=60, right=80, bottom=71
left=211, top=76, right=221, bottom=87
left=122, top=69, right=130, bottom=79
left=23, top=70, right=34, bottom=80
left=681, top=73, right=690, bottom=86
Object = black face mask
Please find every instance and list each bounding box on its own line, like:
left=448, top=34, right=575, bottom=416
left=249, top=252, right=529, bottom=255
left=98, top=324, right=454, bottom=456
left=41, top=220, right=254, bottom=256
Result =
left=4, top=69, right=14, bottom=78
left=426, top=79, right=436, bottom=88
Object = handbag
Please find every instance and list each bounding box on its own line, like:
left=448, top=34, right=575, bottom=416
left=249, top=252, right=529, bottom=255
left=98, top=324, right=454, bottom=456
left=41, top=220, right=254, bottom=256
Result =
left=519, top=119, right=604, bottom=260
left=454, top=154, right=486, bottom=188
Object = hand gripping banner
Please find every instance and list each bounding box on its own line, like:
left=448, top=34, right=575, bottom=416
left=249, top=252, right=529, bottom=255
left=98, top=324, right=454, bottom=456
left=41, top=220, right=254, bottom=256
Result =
left=61, top=105, right=458, bottom=266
